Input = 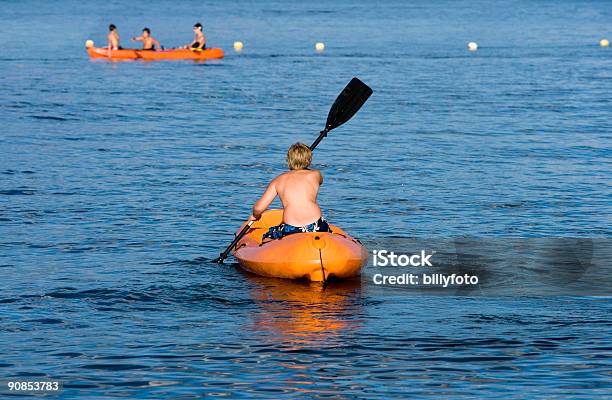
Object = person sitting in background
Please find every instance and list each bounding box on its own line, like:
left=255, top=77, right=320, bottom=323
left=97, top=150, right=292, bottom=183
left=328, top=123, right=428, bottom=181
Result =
left=107, top=24, right=120, bottom=50
left=183, top=22, right=207, bottom=50
left=250, top=143, right=332, bottom=240
left=131, top=28, right=161, bottom=50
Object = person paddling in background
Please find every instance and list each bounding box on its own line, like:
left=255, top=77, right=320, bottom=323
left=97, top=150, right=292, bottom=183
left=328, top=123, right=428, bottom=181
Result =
left=107, top=24, right=120, bottom=50
left=250, top=143, right=332, bottom=240
left=183, top=22, right=206, bottom=49
left=131, top=28, right=161, bottom=50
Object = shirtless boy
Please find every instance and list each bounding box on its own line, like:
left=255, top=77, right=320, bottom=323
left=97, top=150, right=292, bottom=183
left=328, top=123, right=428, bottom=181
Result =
left=107, top=24, right=120, bottom=50
left=250, top=143, right=332, bottom=240
left=184, top=22, right=207, bottom=49
left=131, top=28, right=161, bottom=50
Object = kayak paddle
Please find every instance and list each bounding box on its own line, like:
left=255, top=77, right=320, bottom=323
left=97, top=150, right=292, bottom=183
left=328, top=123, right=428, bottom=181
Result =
left=310, top=77, right=374, bottom=150
left=213, top=77, right=373, bottom=264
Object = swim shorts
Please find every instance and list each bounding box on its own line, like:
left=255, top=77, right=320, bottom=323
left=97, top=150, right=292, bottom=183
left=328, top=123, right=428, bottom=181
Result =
left=262, top=217, right=332, bottom=240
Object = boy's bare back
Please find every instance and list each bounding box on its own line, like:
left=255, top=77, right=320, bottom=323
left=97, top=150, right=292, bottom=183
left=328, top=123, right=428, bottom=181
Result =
left=252, top=169, right=323, bottom=226
left=275, top=169, right=323, bottom=226
left=251, top=142, right=326, bottom=227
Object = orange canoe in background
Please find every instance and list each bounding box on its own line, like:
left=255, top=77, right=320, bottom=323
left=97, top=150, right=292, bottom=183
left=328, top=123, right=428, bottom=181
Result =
left=85, top=40, right=224, bottom=61
left=232, top=209, right=368, bottom=282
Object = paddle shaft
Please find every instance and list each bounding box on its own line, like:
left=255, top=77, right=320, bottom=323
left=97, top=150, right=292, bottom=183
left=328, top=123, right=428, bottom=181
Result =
left=213, top=220, right=254, bottom=263
left=309, top=128, right=329, bottom=151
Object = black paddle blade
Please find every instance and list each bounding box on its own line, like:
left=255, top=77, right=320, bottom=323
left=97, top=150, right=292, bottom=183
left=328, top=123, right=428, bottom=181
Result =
left=325, top=77, right=373, bottom=131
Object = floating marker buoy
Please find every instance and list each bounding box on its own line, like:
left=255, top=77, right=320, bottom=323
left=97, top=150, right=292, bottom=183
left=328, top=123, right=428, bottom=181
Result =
left=233, top=41, right=244, bottom=52
left=85, top=40, right=94, bottom=48
left=600, top=39, right=609, bottom=47
left=467, top=42, right=478, bottom=51
left=315, top=42, right=325, bottom=52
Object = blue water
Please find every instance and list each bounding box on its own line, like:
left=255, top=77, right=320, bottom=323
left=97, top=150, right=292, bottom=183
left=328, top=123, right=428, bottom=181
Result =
left=1, top=0, right=611, bottom=398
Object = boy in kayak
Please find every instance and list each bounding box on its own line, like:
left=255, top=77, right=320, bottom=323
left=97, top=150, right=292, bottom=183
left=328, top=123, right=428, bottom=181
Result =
left=250, top=143, right=332, bottom=240
left=107, top=24, right=120, bottom=50
left=131, top=28, right=161, bottom=50
left=183, top=22, right=207, bottom=49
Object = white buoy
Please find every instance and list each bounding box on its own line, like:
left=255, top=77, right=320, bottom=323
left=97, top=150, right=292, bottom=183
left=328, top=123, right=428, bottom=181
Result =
left=467, top=42, right=478, bottom=51
left=85, top=39, right=94, bottom=48
left=233, top=41, right=244, bottom=52
left=315, top=42, right=325, bottom=52
left=600, top=39, right=609, bottom=47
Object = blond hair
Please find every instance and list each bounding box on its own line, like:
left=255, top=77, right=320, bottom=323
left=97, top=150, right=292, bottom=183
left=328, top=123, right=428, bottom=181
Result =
left=287, top=143, right=312, bottom=170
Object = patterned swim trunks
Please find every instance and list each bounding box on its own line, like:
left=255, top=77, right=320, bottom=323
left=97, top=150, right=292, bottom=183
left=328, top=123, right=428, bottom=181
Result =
left=262, top=217, right=332, bottom=240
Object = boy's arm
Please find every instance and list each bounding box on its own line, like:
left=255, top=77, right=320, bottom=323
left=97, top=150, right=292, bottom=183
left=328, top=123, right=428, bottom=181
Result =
left=153, top=38, right=161, bottom=49
left=131, top=36, right=143, bottom=41
left=185, top=35, right=198, bottom=49
left=251, top=180, right=278, bottom=220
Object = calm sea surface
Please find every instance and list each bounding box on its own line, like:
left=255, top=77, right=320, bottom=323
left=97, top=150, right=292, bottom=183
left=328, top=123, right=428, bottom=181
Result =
left=1, top=0, right=611, bottom=398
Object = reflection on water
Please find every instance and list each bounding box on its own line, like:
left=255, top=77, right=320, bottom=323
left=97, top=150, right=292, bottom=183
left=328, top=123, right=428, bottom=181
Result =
left=240, top=275, right=364, bottom=396
left=246, top=273, right=362, bottom=349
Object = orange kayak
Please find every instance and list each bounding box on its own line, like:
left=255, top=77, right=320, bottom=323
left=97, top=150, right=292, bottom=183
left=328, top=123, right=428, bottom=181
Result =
left=232, top=209, right=368, bottom=281
left=85, top=41, right=224, bottom=61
